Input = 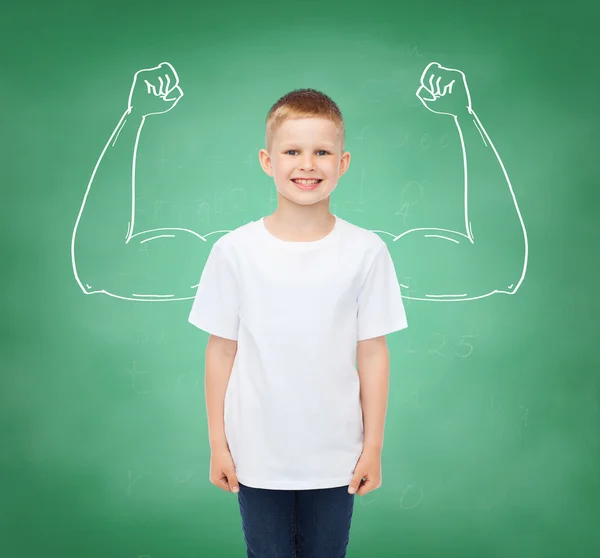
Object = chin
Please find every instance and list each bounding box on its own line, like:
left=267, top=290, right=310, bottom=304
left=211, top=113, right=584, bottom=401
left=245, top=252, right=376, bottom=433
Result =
left=279, top=189, right=336, bottom=205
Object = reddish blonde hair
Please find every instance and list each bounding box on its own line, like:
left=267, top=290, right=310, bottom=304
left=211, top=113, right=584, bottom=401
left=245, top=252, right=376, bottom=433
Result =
left=265, top=88, right=345, bottom=153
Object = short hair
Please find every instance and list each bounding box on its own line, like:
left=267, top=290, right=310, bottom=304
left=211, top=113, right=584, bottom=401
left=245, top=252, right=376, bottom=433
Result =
left=265, top=88, right=345, bottom=153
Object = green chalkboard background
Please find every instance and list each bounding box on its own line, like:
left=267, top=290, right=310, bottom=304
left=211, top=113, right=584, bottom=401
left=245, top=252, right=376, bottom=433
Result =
left=2, top=0, right=599, bottom=556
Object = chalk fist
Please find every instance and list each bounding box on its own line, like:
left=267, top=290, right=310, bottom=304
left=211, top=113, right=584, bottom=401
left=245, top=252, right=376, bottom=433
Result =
left=127, top=61, right=184, bottom=117
left=416, top=62, right=472, bottom=117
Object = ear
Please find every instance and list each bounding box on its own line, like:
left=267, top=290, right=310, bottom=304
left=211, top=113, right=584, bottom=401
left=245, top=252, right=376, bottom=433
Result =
left=259, top=148, right=273, bottom=177
left=339, top=150, right=351, bottom=177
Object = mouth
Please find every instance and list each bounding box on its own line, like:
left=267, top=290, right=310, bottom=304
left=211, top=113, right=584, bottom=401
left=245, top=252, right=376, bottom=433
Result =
left=291, top=178, right=323, bottom=190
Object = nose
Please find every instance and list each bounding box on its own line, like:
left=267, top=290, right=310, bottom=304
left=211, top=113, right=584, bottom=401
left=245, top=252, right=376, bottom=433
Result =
left=300, top=155, right=316, bottom=171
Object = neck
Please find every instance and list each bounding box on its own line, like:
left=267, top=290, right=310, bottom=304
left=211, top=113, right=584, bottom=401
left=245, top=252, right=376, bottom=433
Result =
left=267, top=207, right=334, bottom=234
left=264, top=200, right=337, bottom=242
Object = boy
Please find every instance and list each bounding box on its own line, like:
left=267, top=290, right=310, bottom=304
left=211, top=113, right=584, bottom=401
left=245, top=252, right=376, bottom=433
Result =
left=188, top=88, right=408, bottom=557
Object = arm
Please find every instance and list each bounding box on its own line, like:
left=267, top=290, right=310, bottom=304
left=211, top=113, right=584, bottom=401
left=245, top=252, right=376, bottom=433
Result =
left=205, top=335, right=238, bottom=451
left=347, top=336, right=390, bottom=495
left=71, top=62, right=210, bottom=301
left=388, top=63, right=528, bottom=301
left=357, top=336, right=390, bottom=453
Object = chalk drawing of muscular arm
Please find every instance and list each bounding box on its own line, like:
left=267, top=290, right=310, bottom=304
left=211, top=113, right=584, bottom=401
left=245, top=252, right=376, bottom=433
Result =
left=72, top=61, right=527, bottom=302
left=372, top=62, right=528, bottom=301
left=71, top=62, right=224, bottom=301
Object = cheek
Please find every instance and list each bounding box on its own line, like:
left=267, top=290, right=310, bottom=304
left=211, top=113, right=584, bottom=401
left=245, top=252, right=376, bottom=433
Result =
left=273, top=161, right=290, bottom=174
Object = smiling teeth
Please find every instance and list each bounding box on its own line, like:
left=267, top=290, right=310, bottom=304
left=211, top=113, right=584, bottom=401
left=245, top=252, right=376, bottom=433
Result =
left=294, top=179, right=320, bottom=184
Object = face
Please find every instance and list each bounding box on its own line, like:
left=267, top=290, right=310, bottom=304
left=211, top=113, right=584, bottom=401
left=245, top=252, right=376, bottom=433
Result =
left=259, top=117, right=351, bottom=207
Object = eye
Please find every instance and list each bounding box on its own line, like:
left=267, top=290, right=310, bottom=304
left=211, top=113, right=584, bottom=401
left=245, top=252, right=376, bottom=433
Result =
left=285, top=150, right=330, bottom=156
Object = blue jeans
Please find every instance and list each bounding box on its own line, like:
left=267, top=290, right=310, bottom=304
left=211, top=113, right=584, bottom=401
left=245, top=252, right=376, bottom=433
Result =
left=237, top=482, right=355, bottom=557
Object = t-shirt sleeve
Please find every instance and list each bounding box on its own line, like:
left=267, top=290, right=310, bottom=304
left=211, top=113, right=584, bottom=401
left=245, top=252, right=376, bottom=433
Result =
left=188, top=242, right=240, bottom=341
left=357, top=242, right=408, bottom=341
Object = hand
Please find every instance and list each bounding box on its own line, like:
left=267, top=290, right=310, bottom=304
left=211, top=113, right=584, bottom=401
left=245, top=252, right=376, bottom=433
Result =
left=127, top=61, right=184, bottom=117
left=348, top=448, right=382, bottom=496
left=210, top=446, right=240, bottom=493
left=415, top=62, right=472, bottom=117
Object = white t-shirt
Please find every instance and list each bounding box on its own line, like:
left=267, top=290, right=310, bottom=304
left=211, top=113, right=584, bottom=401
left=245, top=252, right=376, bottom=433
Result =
left=188, top=215, right=408, bottom=490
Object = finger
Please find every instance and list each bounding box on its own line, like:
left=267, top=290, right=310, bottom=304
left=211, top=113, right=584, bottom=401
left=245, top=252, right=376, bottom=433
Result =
left=219, top=475, right=230, bottom=491
left=356, top=478, right=370, bottom=496
left=416, top=84, right=435, bottom=102
left=428, top=74, right=442, bottom=96
left=348, top=474, right=365, bottom=494
left=159, top=68, right=177, bottom=95
left=157, top=76, right=165, bottom=96
left=164, top=85, right=183, bottom=102
left=159, top=61, right=180, bottom=87
left=442, top=80, right=455, bottom=96
left=427, top=74, right=436, bottom=96
left=354, top=483, right=365, bottom=496
left=228, top=474, right=240, bottom=493
left=144, top=79, right=158, bottom=96
left=418, top=61, right=441, bottom=85
left=159, top=61, right=177, bottom=77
